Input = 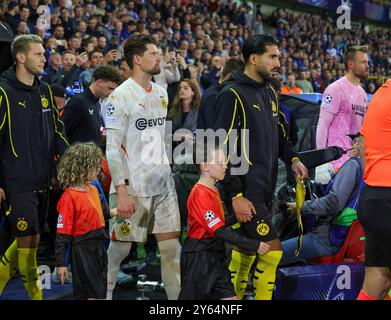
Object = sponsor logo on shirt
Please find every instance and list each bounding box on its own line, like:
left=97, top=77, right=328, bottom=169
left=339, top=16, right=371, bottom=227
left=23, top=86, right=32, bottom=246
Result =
left=352, top=104, right=366, bottom=117
left=208, top=217, right=221, bottom=229
left=135, top=117, right=166, bottom=130
left=57, top=214, right=63, bottom=228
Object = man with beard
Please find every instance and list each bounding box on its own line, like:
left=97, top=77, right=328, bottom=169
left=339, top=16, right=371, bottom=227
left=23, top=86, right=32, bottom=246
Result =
left=104, top=35, right=181, bottom=300
left=0, top=35, right=68, bottom=299
left=213, top=34, right=308, bottom=300
left=315, top=46, right=369, bottom=183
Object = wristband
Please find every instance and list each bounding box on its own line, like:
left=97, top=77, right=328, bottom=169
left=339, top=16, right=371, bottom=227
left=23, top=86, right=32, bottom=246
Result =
left=232, top=193, right=243, bottom=201
left=291, top=157, right=300, bottom=163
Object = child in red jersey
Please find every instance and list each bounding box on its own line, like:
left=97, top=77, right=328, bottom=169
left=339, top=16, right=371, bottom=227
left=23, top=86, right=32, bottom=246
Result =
left=179, top=143, right=270, bottom=300
left=55, top=143, right=116, bottom=300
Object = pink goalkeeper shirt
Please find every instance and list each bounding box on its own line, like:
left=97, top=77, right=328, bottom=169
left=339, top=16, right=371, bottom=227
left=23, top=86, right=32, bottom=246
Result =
left=316, top=76, right=368, bottom=170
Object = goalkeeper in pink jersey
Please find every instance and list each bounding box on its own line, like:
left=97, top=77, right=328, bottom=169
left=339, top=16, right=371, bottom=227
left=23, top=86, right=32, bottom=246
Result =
left=315, top=45, right=369, bottom=184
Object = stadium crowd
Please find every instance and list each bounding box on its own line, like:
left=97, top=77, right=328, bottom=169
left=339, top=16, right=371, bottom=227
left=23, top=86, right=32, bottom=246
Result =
left=1, top=0, right=390, bottom=95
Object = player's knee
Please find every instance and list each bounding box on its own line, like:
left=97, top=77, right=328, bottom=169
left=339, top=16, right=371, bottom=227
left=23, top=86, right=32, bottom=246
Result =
left=158, top=238, right=181, bottom=260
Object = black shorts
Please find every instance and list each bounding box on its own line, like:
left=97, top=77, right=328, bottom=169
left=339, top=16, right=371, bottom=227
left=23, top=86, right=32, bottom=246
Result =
left=71, top=238, right=107, bottom=300
left=6, top=190, right=49, bottom=237
left=179, top=250, right=235, bottom=300
left=233, top=197, right=278, bottom=243
left=357, top=185, right=391, bottom=270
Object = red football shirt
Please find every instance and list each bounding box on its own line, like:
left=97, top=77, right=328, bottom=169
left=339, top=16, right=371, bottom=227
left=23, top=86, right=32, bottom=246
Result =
left=187, top=183, right=225, bottom=239
left=57, top=185, right=105, bottom=236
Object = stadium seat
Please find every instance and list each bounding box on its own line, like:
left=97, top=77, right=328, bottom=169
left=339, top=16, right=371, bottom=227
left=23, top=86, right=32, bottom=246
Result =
left=307, top=220, right=365, bottom=265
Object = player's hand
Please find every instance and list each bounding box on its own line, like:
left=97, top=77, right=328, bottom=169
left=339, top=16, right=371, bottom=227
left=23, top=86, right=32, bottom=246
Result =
left=0, top=188, right=5, bottom=202
left=286, top=202, right=296, bottom=214
left=232, top=196, right=256, bottom=223
left=56, top=266, right=69, bottom=285
left=116, top=186, right=137, bottom=219
left=257, top=242, right=271, bottom=256
left=110, top=208, right=118, bottom=217
left=291, top=159, right=308, bottom=180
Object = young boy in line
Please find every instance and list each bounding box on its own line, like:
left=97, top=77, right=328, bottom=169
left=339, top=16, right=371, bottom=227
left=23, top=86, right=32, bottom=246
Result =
left=179, top=142, right=270, bottom=300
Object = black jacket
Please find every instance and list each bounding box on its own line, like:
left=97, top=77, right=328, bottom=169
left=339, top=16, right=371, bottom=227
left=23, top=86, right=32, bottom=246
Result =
left=61, top=87, right=101, bottom=146
left=213, top=71, right=298, bottom=203
left=196, top=83, right=222, bottom=130
left=0, top=66, right=69, bottom=192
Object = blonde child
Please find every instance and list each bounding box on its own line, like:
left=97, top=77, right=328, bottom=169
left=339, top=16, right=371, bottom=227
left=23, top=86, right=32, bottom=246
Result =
left=55, top=142, right=116, bottom=299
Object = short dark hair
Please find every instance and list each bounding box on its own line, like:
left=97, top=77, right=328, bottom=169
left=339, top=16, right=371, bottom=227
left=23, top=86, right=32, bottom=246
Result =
left=7, top=1, right=18, bottom=11
left=344, top=45, right=368, bottom=69
left=123, top=35, right=157, bottom=69
left=88, top=49, right=103, bottom=60
left=221, top=57, right=244, bottom=78
left=92, top=65, right=121, bottom=84
left=242, top=34, right=279, bottom=63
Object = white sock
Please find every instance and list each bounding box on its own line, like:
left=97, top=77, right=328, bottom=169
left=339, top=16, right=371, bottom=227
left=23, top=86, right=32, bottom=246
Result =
left=106, top=241, right=132, bottom=300
left=158, top=238, right=181, bottom=300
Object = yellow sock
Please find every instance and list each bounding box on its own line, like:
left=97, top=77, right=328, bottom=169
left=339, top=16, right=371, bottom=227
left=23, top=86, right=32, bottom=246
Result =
left=229, top=250, right=256, bottom=299
left=17, top=248, right=42, bottom=300
left=253, top=250, right=282, bottom=300
left=0, top=240, right=18, bottom=294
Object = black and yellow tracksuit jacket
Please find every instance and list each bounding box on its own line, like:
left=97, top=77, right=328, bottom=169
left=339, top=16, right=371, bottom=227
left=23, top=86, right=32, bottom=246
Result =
left=0, top=66, right=69, bottom=193
left=213, top=71, right=299, bottom=204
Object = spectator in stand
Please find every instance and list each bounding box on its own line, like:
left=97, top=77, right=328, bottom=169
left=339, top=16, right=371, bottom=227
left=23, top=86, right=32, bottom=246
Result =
left=42, top=52, right=62, bottom=84
left=3, top=1, right=19, bottom=34
left=59, top=6, right=74, bottom=38
left=67, top=35, right=82, bottom=54
left=296, top=70, right=314, bottom=93
left=201, top=55, right=223, bottom=90
left=18, top=5, right=35, bottom=35
left=79, top=50, right=104, bottom=88
left=52, top=25, right=67, bottom=51
left=16, top=21, right=30, bottom=35
left=154, top=48, right=181, bottom=91
left=168, top=78, right=201, bottom=138
left=53, top=50, right=88, bottom=88
left=281, top=73, right=303, bottom=94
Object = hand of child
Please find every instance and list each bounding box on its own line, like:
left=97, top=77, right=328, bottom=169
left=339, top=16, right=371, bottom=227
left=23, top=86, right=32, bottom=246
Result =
left=56, top=266, right=69, bottom=285
left=110, top=208, right=118, bottom=217
left=257, top=242, right=271, bottom=256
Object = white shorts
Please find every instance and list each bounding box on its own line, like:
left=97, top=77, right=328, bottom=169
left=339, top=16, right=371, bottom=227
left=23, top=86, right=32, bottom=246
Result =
left=109, top=190, right=181, bottom=242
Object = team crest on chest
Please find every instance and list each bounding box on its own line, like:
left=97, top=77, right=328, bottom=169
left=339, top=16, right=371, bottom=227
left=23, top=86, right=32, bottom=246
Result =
left=41, top=96, right=49, bottom=108
left=160, top=96, right=168, bottom=109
